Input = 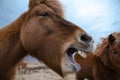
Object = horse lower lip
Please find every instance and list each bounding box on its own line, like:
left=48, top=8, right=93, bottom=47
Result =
left=67, top=52, right=78, bottom=64
left=71, top=52, right=81, bottom=71
left=66, top=47, right=88, bottom=71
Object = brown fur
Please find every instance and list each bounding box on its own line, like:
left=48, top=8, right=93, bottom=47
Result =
left=75, top=53, right=95, bottom=80
left=76, top=32, right=120, bottom=80
left=0, top=0, right=93, bottom=80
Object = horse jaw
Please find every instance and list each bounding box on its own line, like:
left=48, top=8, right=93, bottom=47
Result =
left=60, top=39, right=94, bottom=76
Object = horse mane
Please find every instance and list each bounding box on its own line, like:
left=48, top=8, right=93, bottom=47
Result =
left=94, top=37, right=109, bottom=56
left=29, top=0, right=64, bottom=17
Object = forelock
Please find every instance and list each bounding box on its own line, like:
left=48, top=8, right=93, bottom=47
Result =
left=29, top=0, right=64, bottom=17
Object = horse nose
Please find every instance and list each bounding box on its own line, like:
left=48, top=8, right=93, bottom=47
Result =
left=80, top=34, right=92, bottom=42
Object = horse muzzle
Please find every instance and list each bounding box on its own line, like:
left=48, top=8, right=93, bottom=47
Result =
left=61, top=33, right=94, bottom=75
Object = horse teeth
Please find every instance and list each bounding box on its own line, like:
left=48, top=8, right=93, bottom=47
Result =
left=78, top=51, right=87, bottom=58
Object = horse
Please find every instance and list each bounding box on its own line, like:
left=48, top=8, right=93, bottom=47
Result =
left=75, top=32, right=120, bottom=80
left=0, top=0, right=94, bottom=80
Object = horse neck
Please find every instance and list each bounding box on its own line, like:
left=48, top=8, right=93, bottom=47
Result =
left=0, top=13, right=27, bottom=72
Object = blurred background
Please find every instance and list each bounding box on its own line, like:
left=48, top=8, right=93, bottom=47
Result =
left=0, top=0, right=120, bottom=46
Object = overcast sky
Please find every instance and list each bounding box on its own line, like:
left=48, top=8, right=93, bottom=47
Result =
left=0, top=0, right=120, bottom=46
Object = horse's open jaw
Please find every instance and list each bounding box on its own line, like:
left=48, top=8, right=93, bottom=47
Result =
left=61, top=46, right=92, bottom=74
left=65, top=47, right=88, bottom=71
left=66, top=47, right=87, bottom=61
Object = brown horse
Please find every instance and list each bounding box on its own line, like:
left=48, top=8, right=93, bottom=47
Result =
left=0, top=0, right=94, bottom=80
left=75, top=32, right=120, bottom=80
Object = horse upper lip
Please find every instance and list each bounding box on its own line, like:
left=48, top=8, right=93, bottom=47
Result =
left=77, top=48, right=93, bottom=53
left=67, top=45, right=93, bottom=54
left=66, top=45, right=92, bottom=60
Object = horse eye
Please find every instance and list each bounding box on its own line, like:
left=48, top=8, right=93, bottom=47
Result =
left=39, top=12, right=49, bottom=17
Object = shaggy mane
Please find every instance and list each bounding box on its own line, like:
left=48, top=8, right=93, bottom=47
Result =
left=94, top=37, right=109, bottom=56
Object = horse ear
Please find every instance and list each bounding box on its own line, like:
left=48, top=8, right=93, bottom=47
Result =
left=29, top=0, right=47, bottom=8
left=108, top=34, right=115, bottom=45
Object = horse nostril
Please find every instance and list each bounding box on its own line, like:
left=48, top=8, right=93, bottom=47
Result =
left=81, top=34, right=92, bottom=42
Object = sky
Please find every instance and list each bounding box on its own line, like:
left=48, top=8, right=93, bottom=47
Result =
left=0, top=0, right=120, bottom=46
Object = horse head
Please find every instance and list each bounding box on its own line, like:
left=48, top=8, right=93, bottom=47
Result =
left=20, top=0, right=94, bottom=76
left=98, top=32, right=120, bottom=70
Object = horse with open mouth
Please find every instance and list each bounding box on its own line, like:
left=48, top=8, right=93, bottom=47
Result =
left=75, top=32, right=120, bottom=80
left=0, top=0, right=94, bottom=80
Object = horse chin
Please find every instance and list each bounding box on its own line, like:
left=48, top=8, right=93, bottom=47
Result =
left=61, top=47, right=90, bottom=74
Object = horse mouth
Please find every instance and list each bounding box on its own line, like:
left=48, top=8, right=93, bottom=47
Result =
left=67, top=47, right=87, bottom=59
left=65, top=47, right=88, bottom=71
